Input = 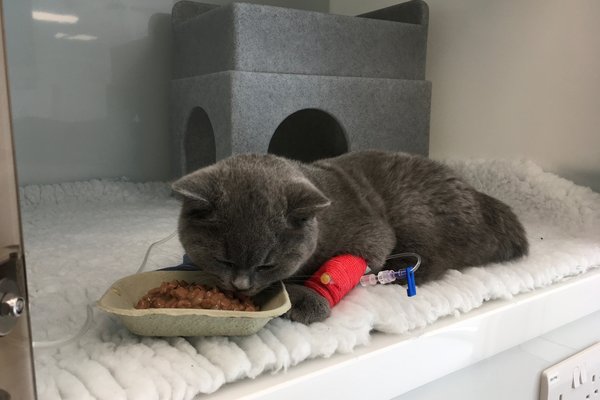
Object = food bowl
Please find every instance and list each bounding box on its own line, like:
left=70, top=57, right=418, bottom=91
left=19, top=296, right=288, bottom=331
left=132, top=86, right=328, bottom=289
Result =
left=97, top=270, right=291, bottom=337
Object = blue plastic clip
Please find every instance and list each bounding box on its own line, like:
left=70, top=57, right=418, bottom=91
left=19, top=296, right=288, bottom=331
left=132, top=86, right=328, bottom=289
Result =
left=405, top=267, right=417, bottom=297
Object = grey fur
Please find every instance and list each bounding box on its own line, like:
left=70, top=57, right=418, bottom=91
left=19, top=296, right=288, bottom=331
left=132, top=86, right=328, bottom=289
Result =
left=172, top=151, right=528, bottom=324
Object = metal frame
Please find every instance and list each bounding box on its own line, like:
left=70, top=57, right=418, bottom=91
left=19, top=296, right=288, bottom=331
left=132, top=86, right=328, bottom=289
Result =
left=0, top=0, right=37, bottom=397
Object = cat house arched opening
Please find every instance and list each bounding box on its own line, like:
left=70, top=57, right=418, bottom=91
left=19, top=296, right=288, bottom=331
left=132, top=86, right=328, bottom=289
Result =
left=268, top=109, right=348, bottom=163
left=183, top=106, right=216, bottom=174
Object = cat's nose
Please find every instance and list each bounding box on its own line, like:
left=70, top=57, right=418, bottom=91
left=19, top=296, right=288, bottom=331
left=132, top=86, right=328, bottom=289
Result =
left=232, top=275, right=250, bottom=291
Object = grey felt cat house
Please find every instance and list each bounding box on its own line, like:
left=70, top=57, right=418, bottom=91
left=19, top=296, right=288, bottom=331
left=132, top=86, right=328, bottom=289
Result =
left=171, top=0, right=431, bottom=176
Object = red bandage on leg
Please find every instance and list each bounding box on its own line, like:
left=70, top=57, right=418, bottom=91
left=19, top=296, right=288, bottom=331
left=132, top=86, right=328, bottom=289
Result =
left=304, top=254, right=367, bottom=307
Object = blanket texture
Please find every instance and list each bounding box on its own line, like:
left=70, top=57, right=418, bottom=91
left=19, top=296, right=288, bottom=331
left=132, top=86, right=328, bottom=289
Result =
left=22, top=160, right=600, bottom=400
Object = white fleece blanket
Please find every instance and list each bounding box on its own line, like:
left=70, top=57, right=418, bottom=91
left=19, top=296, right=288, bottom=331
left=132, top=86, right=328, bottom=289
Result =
left=22, top=160, right=600, bottom=400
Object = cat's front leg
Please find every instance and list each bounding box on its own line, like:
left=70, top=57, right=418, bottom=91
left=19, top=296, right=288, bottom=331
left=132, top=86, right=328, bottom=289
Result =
left=283, top=283, right=331, bottom=324
left=341, top=221, right=397, bottom=273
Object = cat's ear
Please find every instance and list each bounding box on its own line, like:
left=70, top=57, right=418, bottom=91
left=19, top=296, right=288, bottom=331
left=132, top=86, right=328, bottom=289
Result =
left=286, top=179, right=331, bottom=221
left=171, top=169, right=213, bottom=209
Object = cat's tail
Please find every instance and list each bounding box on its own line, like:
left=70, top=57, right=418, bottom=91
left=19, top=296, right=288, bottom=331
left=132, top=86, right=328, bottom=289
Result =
left=476, top=191, right=529, bottom=262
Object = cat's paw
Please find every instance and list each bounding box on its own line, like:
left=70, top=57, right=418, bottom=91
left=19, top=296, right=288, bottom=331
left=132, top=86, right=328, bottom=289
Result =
left=284, top=284, right=331, bottom=325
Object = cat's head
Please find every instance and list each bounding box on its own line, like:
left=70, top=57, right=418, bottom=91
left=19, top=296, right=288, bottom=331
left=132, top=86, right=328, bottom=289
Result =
left=172, top=154, right=330, bottom=296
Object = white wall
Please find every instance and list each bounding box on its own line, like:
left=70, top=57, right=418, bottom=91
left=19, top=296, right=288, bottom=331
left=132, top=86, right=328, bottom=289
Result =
left=331, top=0, right=600, bottom=192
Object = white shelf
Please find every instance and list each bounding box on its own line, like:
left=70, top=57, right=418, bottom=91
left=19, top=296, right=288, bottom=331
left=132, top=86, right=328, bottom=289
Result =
left=202, top=268, right=600, bottom=399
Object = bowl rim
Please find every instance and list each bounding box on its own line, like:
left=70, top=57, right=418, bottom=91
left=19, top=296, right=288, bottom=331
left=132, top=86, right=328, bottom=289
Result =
left=97, top=270, right=291, bottom=319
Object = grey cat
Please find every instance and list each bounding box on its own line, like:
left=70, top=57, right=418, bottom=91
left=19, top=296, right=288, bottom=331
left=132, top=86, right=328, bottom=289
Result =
left=172, top=151, right=528, bottom=324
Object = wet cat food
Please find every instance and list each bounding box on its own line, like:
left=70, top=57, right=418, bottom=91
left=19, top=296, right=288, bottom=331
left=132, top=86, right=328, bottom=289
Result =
left=134, top=280, right=259, bottom=311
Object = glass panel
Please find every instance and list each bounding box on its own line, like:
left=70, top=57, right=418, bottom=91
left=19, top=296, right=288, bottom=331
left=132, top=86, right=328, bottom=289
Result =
left=1, top=1, right=329, bottom=398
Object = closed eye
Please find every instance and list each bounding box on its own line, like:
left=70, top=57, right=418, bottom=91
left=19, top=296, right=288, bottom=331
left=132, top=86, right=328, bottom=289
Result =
left=255, top=264, right=277, bottom=273
left=214, top=258, right=236, bottom=268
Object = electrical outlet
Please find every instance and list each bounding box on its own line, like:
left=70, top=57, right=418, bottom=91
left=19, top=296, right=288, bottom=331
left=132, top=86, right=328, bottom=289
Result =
left=540, top=342, right=600, bottom=400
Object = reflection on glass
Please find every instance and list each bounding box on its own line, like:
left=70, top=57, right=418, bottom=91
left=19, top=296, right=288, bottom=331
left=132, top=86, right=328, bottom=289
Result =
left=31, top=10, right=79, bottom=24
left=54, top=32, right=97, bottom=41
